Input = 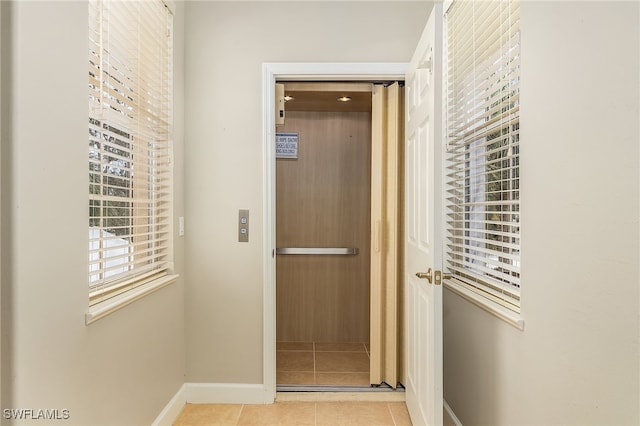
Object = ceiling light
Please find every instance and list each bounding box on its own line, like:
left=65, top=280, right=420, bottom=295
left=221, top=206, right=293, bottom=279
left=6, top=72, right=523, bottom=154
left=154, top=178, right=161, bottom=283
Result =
left=284, top=95, right=295, bottom=102
left=337, top=96, right=352, bottom=102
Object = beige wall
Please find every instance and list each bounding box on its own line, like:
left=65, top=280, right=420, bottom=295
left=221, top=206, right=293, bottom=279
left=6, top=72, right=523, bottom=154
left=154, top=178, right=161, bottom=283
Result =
left=0, top=2, right=185, bottom=425
left=443, top=2, right=640, bottom=424
left=183, top=1, right=431, bottom=383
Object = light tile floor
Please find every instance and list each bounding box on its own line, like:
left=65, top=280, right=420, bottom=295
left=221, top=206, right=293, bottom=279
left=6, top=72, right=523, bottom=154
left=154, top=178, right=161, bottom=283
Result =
left=277, top=342, right=370, bottom=386
left=173, top=401, right=412, bottom=426
left=173, top=343, right=417, bottom=424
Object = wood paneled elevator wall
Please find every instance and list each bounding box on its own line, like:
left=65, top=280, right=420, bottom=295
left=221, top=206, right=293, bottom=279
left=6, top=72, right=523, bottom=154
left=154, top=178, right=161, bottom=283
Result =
left=276, top=109, right=372, bottom=343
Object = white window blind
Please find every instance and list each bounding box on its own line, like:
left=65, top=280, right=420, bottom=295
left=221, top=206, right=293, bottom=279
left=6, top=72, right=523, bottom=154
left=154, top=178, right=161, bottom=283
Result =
left=88, top=0, right=173, bottom=305
left=444, top=0, right=521, bottom=312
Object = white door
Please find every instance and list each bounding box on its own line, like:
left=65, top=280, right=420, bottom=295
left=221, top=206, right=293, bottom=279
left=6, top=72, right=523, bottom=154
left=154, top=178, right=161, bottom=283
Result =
left=404, top=4, right=443, bottom=426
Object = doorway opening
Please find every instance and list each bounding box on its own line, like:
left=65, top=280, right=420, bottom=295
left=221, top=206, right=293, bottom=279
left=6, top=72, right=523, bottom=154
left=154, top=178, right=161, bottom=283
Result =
left=261, top=62, right=410, bottom=402
left=273, top=81, right=404, bottom=391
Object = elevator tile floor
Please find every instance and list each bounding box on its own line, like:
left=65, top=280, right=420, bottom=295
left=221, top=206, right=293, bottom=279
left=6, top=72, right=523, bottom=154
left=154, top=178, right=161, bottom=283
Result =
left=276, top=342, right=370, bottom=386
left=173, top=400, right=412, bottom=425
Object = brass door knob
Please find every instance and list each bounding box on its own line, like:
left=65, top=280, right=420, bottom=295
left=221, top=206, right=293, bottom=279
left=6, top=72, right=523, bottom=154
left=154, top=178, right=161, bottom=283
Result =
left=415, top=268, right=433, bottom=283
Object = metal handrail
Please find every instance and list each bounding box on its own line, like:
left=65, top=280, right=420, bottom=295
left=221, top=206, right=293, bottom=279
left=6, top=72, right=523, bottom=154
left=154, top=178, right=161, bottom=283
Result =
left=275, top=247, right=359, bottom=255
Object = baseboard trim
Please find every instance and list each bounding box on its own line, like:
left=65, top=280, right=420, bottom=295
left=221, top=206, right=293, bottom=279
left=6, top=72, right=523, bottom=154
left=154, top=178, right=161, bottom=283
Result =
left=444, top=399, right=463, bottom=426
left=152, top=384, right=186, bottom=426
left=185, top=383, right=273, bottom=404
left=152, top=382, right=274, bottom=425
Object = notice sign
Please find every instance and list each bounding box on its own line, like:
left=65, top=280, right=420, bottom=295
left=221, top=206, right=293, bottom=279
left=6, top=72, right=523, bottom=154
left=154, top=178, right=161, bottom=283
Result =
left=276, top=133, right=299, bottom=159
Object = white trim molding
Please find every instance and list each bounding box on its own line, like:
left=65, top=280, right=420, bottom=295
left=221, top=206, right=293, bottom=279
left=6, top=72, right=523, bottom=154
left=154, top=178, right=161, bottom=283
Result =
left=263, top=62, right=407, bottom=82
left=151, top=384, right=186, bottom=426
left=444, top=280, right=525, bottom=331
left=261, top=63, right=409, bottom=400
left=444, top=399, right=463, bottom=426
left=85, top=274, right=179, bottom=325
left=152, top=383, right=271, bottom=425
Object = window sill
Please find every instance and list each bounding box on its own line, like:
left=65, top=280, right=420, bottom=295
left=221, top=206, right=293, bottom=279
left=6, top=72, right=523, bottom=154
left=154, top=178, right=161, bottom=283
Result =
left=444, top=279, right=525, bottom=331
left=85, top=274, right=179, bottom=325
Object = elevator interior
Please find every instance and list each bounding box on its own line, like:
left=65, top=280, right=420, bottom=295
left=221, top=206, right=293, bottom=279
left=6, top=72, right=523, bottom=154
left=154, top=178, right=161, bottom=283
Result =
left=275, top=82, right=373, bottom=387
left=275, top=80, right=404, bottom=390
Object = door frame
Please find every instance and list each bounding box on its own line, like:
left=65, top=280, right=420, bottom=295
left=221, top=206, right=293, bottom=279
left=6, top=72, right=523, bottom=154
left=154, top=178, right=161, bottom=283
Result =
left=261, top=63, right=408, bottom=401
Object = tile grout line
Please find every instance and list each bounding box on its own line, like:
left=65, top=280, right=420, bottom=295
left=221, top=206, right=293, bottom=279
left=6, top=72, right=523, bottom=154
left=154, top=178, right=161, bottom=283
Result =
left=235, top=404, right=245, bottom=426
left=279, top=342, right=372, bottom=386
left=387, top=402, right=398, bottom=426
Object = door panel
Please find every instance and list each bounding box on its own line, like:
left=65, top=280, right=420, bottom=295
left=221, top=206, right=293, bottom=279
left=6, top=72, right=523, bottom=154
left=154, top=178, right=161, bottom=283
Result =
left=276, top=110, right=372, bottom=343
left=370, top=83, right=404, bottom=387
left=405, top=4, right=443, bottom=425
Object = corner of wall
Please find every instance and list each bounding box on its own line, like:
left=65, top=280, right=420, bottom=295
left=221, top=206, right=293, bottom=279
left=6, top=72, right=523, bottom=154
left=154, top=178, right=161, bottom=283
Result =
left=152, top=384, right=187, bottom=426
